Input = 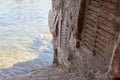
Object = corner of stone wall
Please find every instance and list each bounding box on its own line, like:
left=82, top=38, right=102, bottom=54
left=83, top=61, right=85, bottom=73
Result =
left=49, top=0, right=120, bottom=80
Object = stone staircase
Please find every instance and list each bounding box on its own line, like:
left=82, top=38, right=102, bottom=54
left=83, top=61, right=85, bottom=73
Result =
left=1, top=65, right=82, bottom=80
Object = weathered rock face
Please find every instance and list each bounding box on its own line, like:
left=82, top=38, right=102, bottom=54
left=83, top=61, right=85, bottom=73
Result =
left=49, top=0, right=83, bottom=67
left=49, top=0, right=120, bottom=80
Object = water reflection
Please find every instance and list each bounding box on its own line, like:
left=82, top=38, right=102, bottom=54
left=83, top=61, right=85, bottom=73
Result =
left=0, top=0, right=53, bottom=77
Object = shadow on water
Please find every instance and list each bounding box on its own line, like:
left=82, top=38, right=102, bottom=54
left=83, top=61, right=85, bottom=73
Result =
left=29, top=37, right=44, bottom=54
left=0, top=36, right=53, bottom=78
left=0, top=0, right=52, bottom=78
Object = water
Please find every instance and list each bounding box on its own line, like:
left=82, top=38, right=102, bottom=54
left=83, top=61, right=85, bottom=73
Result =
left=0, top=0, right=53, bottom=77
left=0, top=0, right=51, bottom=51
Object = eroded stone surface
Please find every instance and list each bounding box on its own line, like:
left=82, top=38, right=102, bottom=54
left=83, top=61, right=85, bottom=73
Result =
left=2, top=0, right=120, bottom=80
left=2, top=66, right=82, bottom=80
left=49, top=0, right=120, bottom=80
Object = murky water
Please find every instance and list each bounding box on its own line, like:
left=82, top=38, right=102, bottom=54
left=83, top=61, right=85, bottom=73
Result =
left=0, top=0, right=53, bottom=77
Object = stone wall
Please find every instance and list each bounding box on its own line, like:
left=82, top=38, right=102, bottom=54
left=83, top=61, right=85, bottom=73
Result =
left=49, top=0, right=120, bottom=80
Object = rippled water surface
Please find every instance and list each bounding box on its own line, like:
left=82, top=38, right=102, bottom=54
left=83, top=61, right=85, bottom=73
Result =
left=0, top=0, right=53, bottom=77
left=0, top=0, right=51, bottom=51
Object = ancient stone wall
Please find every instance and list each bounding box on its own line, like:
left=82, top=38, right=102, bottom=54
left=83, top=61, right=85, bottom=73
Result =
left=49, top=0, right=120, bottom=79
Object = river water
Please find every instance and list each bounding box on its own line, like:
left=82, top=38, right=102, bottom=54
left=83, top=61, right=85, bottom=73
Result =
left=0, top=0, right=53, bottom=77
